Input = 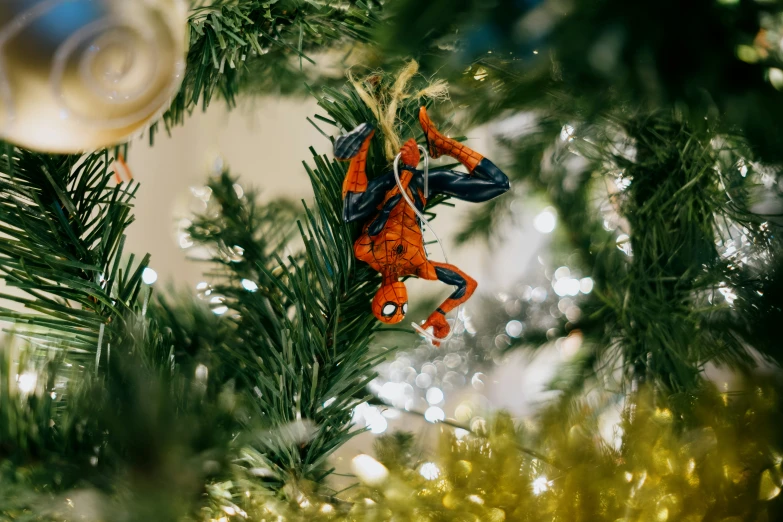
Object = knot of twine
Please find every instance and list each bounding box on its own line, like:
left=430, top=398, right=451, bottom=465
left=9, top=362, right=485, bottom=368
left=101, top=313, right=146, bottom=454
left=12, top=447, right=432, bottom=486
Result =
left=348, top=60, right=449, bottom=161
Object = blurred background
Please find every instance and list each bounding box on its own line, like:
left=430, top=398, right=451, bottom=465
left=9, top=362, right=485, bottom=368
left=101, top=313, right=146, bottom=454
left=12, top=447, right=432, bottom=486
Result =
left=4, top=0, right=783, bottom=518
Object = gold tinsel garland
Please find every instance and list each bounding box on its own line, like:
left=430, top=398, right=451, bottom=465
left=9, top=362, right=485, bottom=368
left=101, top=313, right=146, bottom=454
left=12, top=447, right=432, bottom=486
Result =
left=207, top=383, right=783, bottom=522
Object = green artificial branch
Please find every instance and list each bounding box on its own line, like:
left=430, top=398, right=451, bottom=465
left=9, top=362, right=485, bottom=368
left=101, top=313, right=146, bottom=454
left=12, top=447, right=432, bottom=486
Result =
left=460, top=107, right=778, bottom=396
left=0, top=146, right=148, bottom=360
left=156, top=0, right=381, bottom=138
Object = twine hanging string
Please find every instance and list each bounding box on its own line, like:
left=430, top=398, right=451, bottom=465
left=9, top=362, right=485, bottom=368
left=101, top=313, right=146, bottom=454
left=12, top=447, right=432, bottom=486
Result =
left=348, top=60, right=449, bottom=161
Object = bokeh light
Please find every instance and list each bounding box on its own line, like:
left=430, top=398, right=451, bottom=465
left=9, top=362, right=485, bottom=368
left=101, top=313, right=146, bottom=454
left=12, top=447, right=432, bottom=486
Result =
left=424, top=406, right=445, bottom=423
left=534, top=208, right=557, bottom=233
left=241, top=279, right=258, bottom=292
left=419, top=462, right=440, bottom=480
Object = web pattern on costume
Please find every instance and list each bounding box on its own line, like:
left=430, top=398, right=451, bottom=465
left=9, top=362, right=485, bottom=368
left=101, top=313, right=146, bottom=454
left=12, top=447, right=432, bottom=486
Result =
left=354, top=179, right=430, bottom=279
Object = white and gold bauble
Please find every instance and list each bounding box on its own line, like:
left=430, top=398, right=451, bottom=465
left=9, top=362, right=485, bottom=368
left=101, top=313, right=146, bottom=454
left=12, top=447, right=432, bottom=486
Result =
left=0, top=0, right=187, bottom=153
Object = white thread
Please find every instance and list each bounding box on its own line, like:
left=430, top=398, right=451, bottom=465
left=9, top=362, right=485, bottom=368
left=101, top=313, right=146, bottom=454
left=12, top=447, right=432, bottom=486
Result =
left=421, top=145, right=430, bottom=199
left=95, top=322, right=105, bottom=375
left=393, top=147, right=463, bottom=344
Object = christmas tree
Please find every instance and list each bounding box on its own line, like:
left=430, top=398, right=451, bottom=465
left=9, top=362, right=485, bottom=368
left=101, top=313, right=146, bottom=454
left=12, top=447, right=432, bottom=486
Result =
left=1, top=0, right=783, bottom=520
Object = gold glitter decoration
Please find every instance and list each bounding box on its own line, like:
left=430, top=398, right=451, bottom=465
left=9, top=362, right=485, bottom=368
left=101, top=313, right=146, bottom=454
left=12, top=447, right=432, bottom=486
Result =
left=201, top=383, right=783, bottom=521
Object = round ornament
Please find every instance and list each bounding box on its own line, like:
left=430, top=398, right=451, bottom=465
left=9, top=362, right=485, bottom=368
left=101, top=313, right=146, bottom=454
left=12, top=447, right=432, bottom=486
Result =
left=0, top=0, right=187, bottom=153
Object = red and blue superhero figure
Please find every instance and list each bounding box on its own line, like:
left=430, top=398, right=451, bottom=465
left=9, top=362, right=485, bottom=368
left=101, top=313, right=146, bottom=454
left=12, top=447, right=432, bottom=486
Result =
left=335, top=107, right=510, bottom=343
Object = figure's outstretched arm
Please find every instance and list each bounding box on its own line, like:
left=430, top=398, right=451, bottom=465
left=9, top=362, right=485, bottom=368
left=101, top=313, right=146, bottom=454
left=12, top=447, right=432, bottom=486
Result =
left=343, top=172, right=397, bottom=223
left=419, top=107, right=510, bottom=203
left=364, top=169, right=417, bottom=236
left=420, top=261, right=477, bottom=342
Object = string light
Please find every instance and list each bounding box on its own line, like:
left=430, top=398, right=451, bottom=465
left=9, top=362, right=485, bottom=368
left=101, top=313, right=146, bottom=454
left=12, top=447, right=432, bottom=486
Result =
left=17, top=372, right=37, bottom=394
left=579, top=277, right=594, bottom=294
left=534, top=208, right=557, bottom=233
left=533, top=476, right=549, bottom=495
left=424, top=406, right=445, bottom=423
left=210, top=296, right=228, bottom=315
left=353, top=402, right=388, bottom=434
left=141, top=267, right=158, bottom=285
left=426, top=387, right=444, bottom=405
left=241, top=279, right=258, bottom=292
left=419, top=462, right=440, bottom=480
left=351, top=455, right=389, bottom=485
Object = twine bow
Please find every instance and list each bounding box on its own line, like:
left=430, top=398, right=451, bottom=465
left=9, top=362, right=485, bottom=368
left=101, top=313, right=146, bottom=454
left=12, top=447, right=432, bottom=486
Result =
left=348, top=60, right=449, bottom=161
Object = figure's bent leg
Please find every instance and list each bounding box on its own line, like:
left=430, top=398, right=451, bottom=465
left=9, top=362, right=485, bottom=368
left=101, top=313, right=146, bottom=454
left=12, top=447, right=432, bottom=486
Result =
left=419, top=107, right=483, bottom=173
left=431, top=262, right=477, bottom=314
left=420, top=261, right=477, bottom=342
left=420, top=106, right=509, bottom=200
left=472, top=157, right=510, bottom=186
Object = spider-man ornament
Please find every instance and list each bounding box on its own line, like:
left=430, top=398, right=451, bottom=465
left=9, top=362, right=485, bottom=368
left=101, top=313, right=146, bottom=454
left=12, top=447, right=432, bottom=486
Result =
left=335, top=107, right=510, bottom=344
